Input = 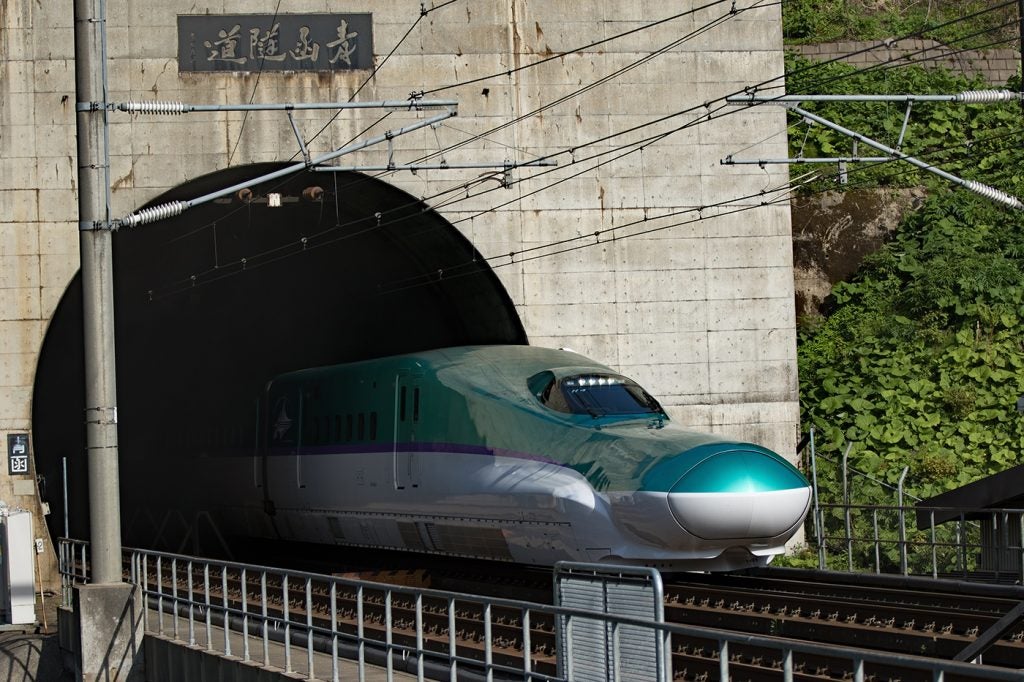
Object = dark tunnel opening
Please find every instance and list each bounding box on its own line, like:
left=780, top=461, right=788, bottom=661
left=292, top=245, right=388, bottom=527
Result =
left=32, top=164, right=527, bottom=552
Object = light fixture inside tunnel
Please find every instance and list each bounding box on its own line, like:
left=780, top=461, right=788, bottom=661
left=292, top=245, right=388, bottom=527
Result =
left=224, top=187, right=316, bottom=206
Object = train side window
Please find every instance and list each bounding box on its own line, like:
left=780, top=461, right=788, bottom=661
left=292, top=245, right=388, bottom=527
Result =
left=413, top=388, right=420, bottom=422
left=370, top=412, right=378, bottom=440
left=346, top=414, right=353, bottom=441
left=322, top=416, right=330, bottom=444
left=334, top=415, right=341, bottom=442
left=399, top=386, right=407, bottom=421
left=358, top=413, right=366, bottom=440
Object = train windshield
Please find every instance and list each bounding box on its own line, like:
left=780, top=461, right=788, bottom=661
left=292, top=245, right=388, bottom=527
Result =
left=531, top=372, right=665, bottom=417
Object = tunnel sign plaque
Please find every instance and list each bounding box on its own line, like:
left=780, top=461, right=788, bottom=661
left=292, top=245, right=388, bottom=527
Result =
left=178, top=14, right=374, bottom=73
left=7, top=434, right=29, bottom=475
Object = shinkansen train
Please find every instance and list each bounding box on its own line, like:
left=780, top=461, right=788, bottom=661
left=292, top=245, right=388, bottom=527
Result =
left=129, top=345, right=812, bottom=571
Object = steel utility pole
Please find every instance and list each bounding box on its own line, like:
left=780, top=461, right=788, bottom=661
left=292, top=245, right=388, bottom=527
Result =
left=70, top=0, right=142, bottom=678
left=74, top=0, right=122, bottom=585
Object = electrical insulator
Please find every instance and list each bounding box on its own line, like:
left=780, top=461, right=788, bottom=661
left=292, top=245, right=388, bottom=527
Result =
left=121, top=201, right=186, bottom=228
left=119, top=100, right=187, bottom=115
left=963, top=181, right=1024, bottom=211
left=955, top=89, right=1017, bottom=104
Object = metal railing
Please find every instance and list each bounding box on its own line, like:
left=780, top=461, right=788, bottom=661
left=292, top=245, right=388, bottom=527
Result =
left=58, top=539, right=1024, bottom=681
left=799, top=428, right=1024, bottom=581
left=805, top=502, right=1024, bottom=582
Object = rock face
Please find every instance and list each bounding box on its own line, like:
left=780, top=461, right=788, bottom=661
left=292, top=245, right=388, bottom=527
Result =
left=791, top=188, right=926, bottom=319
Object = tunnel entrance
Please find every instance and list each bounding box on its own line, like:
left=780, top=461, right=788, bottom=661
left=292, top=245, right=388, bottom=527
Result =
left=33, top=164, right=526, bottom=549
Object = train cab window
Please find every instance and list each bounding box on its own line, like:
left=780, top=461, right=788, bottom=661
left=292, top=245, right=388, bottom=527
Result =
left=334, top=415, right=341, bottom=442
left=370, top=412, right=378, bottom=440
left=346, top=414, right=353, bottom=441
left=358, top=413, right=366, bottom=440
left=399, top=386, right=407, bottom=421
left=529, top=371, right=665, bottom=417
left=413, top=388, right=420, bottom=422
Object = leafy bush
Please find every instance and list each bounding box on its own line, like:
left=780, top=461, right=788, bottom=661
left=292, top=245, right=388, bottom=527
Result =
left=784, top=53, right=1018, bottom=194
left=792, top=55, right=1024, bottom=501
left=783, top=0, right=1019, bottom=47
left=800, top=192, right=1024, bottom=499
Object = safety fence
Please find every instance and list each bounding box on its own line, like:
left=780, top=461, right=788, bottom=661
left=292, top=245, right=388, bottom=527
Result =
left=802, top=429, right=1024, bottom=580
left=805, top=501, right=1024, bottom=582
left=59, top=539, right=1024, bottom=681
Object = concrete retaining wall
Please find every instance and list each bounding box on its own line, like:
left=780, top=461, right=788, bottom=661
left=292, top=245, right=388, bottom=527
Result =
left=144, top=636, right=291, bottom=682
left=792, top=40, right=1020, bottom=84
left=2, top=0, right=800, bottom=569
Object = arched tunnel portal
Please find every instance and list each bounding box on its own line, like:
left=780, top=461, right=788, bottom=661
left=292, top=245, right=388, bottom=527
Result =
left=32, top=164, right=527, bottom=551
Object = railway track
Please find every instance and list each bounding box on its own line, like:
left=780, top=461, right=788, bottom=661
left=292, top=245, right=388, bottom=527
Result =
left=663, top=572, right=1024, bottom=666
left=138, top=560, right=560, bottom=678
left=118, top=554, right=1024, bottom=681
left=660, top=571, right=1024, bottom=680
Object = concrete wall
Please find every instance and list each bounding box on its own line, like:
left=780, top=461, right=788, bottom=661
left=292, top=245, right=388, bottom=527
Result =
left=2, top=0, right=799, bottom=572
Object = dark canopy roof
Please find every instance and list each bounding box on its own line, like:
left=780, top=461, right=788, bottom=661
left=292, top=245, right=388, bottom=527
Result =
left=916, top=464, right=1024, bottom=529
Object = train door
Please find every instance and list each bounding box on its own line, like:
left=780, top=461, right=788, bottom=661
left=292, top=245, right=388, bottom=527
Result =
left=253, top=397, right=264, bottom=491
left=263, top=382, right=303, bottom=509
left=393, top=370, right=422, bottom=490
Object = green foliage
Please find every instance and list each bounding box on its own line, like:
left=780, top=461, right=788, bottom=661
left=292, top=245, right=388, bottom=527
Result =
left=770, top=544, right=821, bottom=569
left=784, top=7, right=1024, bottom=571
left=800, top=185, right=1024, bottom=500
left=792, top=44, right=1024, bottom=504
left=783, top=0, right=1019, bottom=47
left=784, top=53, right=1019, bottom=193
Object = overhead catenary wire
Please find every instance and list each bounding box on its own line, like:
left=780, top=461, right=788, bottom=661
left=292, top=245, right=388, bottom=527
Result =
left=361, top=11, right=1019, bottom=211
left=770, top=0, right=1019, bottom=94
left=139, top=1, right=1023, bottom=298
left=227, top=0, right=285, bottom=166
left=385, top=132, right=1024, bottom=296
left=370, top=0, right=1018, bottom=208
left=415, top=0, right=743, bottom=98
left=404, top=0, right=780, bottom=168
left=302, top=0, right=1014, bottom=190
left=296, top=3, right=436, bottom=156
left=143, top=78, right=1018, bottom=296
left=783, top=20, right=1020, bottom=95
left=293, top=0, right=1014, bottom=209
left=136, top=0, right=770, bottom=244
left=375, top=120, right=1024, bottom=295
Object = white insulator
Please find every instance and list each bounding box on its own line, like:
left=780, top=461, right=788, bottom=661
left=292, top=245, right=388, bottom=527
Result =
left=955, top=89, right=1017, bottom=103
left=963, top=181, right=1024, bottom=210
left=120, top=100, right=186, bottom=115
left=122, top=200, right=186, bottom=228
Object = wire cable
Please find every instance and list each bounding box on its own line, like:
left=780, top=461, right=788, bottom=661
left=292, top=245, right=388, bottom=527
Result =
left=416, top=0, right=740, bottom=97
left=141, top=1, right=1023, bottom=300
left=227, top=0, right=285, bottom=166
left=296, top=0, right=463, bottom=156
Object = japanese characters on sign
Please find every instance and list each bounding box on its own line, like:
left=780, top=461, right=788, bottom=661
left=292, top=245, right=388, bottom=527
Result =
left=178, top=14, right=373, bottom=73
left=7, top=434, right=29, bottom=476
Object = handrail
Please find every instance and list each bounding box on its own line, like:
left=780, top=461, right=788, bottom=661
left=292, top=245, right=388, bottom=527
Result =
left=59, top=539, right=1024, bottom=681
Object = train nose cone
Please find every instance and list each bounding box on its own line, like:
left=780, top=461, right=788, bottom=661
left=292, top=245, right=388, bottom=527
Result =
left=667, top=451, right=811, bottom=540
